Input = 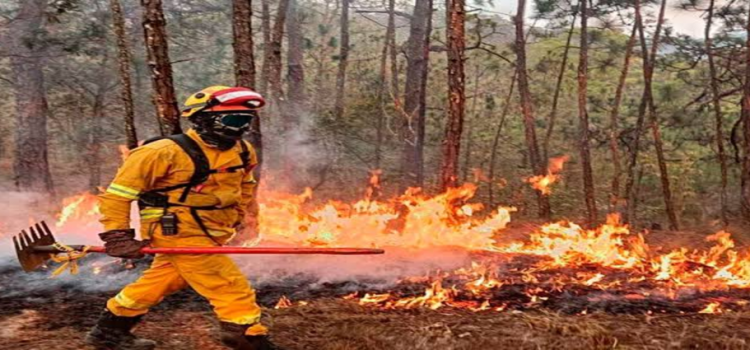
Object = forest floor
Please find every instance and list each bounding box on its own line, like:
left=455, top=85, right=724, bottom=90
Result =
left=1, top=288, right=750, bottom=350
left=3, top=223, right=750, bottom=350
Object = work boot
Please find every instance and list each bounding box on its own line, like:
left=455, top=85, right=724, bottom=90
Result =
left=85, top=310, right=156, bottom=350
left=219, top=322, right=280, bottom=350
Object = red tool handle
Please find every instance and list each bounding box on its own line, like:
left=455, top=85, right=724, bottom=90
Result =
left=34, top=245, right=385, bottom=255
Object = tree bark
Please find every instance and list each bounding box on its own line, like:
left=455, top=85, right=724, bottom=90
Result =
left=141, top=0, right=181, bottom=135
left=375, top=0, right=398, bottom=169
left=646, top=0, right=679, bottom=230
left=259, top=0, right=272, bottom=95
left=624, top=0, right=648, bottom=226
left=286, top=0, right=306, bottom=106
left=515, top=0, right=551, bottom=218
left=608, top=23, right=637, bottom=212
left=543, top=10, right=577, bottom=161
left=267, top=0, right=289, bottom=108
left=576, top=0, right=598, bottom=226
left=9, top=0, right=54, bottom=193
left=110, top=0, right=138, bottom=149
left=87, top=89, right=105, bottom=192
left=440, top=0, right=466, bottom=190
left=399, top=0, right=432, bottom=190
left=705, top=0, right=729, bottom=226
left=233, top=0, right=256, bottom=89
left=741, top=2, right=750, bottom=221
left=231, top=0, right=262, bottom=169
left=488, top=69, right=517, bottom=208
left=333, top=0, right=350, bottom=120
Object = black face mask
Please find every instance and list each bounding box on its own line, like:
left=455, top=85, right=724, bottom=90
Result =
left=191, top=112, right=255, bottom=151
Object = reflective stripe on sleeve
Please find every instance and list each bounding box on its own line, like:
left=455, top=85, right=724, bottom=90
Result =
left=106, top=183, right=141, bottom=200
left=140, top=208, right=164, bottom=220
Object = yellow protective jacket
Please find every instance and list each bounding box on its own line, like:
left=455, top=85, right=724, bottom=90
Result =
left=99, top=129, right=258, bottom=247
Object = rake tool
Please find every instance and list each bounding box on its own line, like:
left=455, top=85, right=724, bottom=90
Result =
left=13, top=221, right=385, bottom=273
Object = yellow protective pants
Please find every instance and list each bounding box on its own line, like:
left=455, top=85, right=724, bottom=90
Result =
left=106, top=254, right=268, bottom=336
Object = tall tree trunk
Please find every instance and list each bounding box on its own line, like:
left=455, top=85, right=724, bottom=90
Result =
left=705, top=0, right=729, bottom=226
left=488, top=69, right=517, bottom=207
left=9, top=0, right=54, bottom=193
left=399, top=0, right=432, bottom=190
left=609, top=23, right=637, bottom=212
left=388, top=0, right=400, bottom=101
left=515, top=0, right=551, bottom=218
left=267, top=0, right=289, bottom=108
left=110, top=0, right=138, bottom=149
left=141, top=0, right=181, bottom=135
left=375, top=0, right=398, bottom=169
left=440, top=0, right=466, bottom=190
left=286, top=0, right=306, bottom=107
left=624, top=0, right=648, bottom=226
left=333, top=0, right=350, bottom=120
left=646, top=0, right=679, bottom=230
left=741, top=2, right=750, bottom=221
left=259, top=0, right=272, bottom=95
left=231, top=0, right=262, bottom=167
left=462, top=65, right=481, bottom=183
left=543, top=9, right=577, bottom=161
left=577, top=0, right=598, bottom=226
left=87, top=90, right=105, bottom=192
left=233, top=0, right=256, bottom=89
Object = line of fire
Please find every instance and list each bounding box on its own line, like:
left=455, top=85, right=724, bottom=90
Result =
left=3, top=0, right=750, bottom=349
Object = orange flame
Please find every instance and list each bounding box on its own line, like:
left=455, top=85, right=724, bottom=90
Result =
left=526, top=156, right=570, bottom=195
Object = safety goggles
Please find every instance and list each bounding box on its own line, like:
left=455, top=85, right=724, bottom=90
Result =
left=213, top=112, right=254, bottom=130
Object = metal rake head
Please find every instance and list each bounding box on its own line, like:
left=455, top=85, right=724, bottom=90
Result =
left=13, top=221, right=57, bottom=272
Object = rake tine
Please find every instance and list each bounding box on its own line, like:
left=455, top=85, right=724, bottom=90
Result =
left=30, top=225, right=40, bottom=242
left=34, top=222, right=45, bottom=239
left=12, top=235, right=20, bottom=253
left=20, top=230, right=31, bottom=248
left=41, top=221, right=52, bottom=237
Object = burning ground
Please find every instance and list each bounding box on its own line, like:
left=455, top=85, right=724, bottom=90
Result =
left=3, top=179, right=750, bottom=349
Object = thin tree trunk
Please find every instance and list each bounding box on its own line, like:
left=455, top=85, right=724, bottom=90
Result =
left=9, top=0, right=54, bottom=193
left=333, top=0, right=350, bottom=120
left=705, top=0, right=729, bottom=226
left=88, top=90, right=105, bottom=192
left=608, top=23, right=637, bottom=212
left=141, top=0, right=181, bottom=135
left=267, top=0, right=289, bottom=107
left=742, top=1, right=750, bottom=221
left=543, top=9, right=577, bottom=161
left=515, top=0, right=551, bottom=218
left=646, top=0, right=679, bottom=230
left=286, top=0, right=306, bottom=106
left=259, top=0, right=272, bottom=95
left=375, top=0, right=397, bottom=169
left=577, top=0, right=598, bottom=226
left=488, top=69, right=517, bottom=208
left=462, top=65, right=481, bottom=183
left=624, top=0, right=649, bottom=226
left=440, top=0, right=466, bottom=190
left=399, top=0, right=432, bottom=190
left=110, top=0, right=138, bottom=149
left=388, top=0, right=400, bottom=101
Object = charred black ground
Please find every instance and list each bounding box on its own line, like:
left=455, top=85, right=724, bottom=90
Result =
left=2, top=251, right=750, bottom=349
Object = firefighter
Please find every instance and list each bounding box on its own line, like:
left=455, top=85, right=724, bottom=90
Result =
left=85, top=86, right=277, bottom=350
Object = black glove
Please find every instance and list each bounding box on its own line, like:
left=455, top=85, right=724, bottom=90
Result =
left=98, top=229, right=150, bottom=259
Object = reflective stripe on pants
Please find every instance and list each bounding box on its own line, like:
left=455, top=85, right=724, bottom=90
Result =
left=107, top=254, right=266, bottom=334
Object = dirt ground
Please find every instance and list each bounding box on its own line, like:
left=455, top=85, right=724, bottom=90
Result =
left=1, top=285, right=750, bottom=350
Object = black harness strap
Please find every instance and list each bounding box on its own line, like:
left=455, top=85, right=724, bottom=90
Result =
left=139, top=134, right=252, bottom=245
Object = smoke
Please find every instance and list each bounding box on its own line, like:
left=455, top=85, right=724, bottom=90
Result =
left=0, top=191, right=62, bottom=256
